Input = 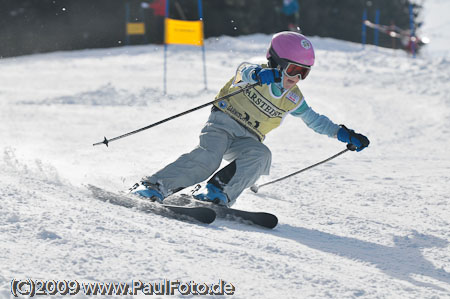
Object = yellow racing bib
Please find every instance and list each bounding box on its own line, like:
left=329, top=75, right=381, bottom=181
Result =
left=214, top=75, right=303, bottom=141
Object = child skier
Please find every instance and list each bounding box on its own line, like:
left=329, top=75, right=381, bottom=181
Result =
left=133, top=31, right=369, bottom=206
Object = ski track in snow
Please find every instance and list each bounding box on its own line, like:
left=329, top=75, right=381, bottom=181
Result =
left=1, top=31, right=450, bottom=298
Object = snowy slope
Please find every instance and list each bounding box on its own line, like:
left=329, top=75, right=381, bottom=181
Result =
left=421, top=0, right=450, bottom=56
left=1, top=29, right=450, bottom=299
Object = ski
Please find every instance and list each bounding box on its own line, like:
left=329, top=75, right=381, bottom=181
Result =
left=214, top=206, right=278, bottom=229
left=87, top=185, right=216, bottom=224
left=161, top=204, right=216, bottom=224
left=184, top=195, right=278, bottom=229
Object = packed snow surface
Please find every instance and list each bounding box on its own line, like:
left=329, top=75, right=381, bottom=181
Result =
left=1, top=32, right=449, bottom=298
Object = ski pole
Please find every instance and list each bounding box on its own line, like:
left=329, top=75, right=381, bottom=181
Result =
left=93, top=82, right=259, bottom=147
left=250, top=144, right=356, bottom=193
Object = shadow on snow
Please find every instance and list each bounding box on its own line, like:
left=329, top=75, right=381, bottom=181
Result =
left=276, top=224, right=450, bottom=292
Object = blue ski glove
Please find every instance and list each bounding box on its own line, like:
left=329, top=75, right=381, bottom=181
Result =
left=251, top=66, right=282, bottom=85
left=337, top=125, right=370, bottom=152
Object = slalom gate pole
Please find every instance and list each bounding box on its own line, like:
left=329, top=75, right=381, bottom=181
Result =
left=93, top=82, right=259, bottom=147
left=250, top=144, right=356, bottom=193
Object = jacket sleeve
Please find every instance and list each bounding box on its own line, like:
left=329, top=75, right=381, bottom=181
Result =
left=290, top=100, right=340, bottom=138
left=232, top=62, right=261, bottom=86
left=241, top=64, right=260, bottom=84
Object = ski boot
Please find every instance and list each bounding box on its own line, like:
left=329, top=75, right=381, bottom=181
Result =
left=193, top=183, right=230, bottom=207
left=131, top=182, right=164, bottom=203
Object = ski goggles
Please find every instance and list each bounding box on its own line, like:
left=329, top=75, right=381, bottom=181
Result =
left=283, top=62, right=311, bottom=80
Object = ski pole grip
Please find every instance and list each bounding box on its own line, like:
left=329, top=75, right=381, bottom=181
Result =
left=347, top=143, right=357, bottom=151
left=274, top=69, right=282, bottom=83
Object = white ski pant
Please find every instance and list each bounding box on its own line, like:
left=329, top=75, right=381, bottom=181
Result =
left=143, top=110, right=272, bottom=205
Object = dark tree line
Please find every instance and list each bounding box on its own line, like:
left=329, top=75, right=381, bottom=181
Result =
left=0, top=0, right=422, bottom=58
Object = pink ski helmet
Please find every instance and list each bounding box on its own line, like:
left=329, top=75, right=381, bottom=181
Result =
left=266, top=31, right=315, bottom=79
